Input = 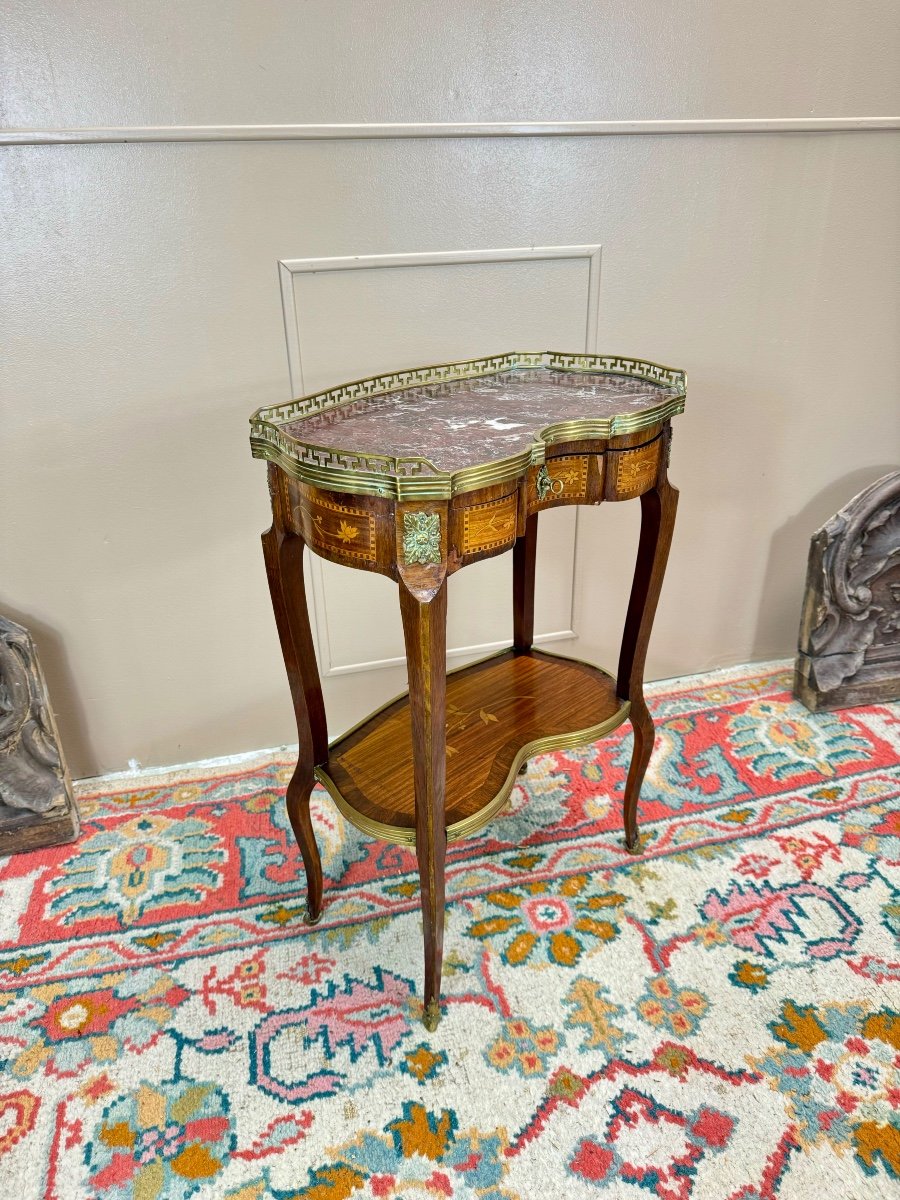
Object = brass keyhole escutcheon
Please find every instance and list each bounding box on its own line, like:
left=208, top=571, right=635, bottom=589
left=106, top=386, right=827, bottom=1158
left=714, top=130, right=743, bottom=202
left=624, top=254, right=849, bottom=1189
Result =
left=536, top=464, right=565, bottom=502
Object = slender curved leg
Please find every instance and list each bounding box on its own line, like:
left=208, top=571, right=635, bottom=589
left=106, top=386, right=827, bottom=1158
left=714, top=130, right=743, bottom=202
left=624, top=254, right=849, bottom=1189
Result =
left=616, top=469, right=679, bottom=853
left=513, top=513, right=538, bottom=777
left=399, top=578, right=448, bottom=1031
left=261, top=464, right=328, bottom=922
left=513, top=512, right=538, bottom=652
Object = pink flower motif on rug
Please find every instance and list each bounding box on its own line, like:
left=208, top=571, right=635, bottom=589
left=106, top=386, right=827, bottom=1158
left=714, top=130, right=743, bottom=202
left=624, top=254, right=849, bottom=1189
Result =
left=4, top=968, right=189, bottom=1078
left=699, top=879, right=861, bottom=960
left=249, top=968, right=416, bottom=1105
left=299, top=968, right=414, bottom=1062
left=569, top=1088, right=736, bottom=1199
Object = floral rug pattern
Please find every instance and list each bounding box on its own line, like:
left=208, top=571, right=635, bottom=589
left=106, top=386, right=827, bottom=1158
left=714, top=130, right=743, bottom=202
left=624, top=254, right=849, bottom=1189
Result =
left=0, top=662, right=898, bottom=1198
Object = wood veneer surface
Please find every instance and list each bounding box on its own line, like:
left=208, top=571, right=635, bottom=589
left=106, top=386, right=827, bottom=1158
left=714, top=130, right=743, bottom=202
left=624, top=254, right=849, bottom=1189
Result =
left=325, top=649, right=621, bottom=832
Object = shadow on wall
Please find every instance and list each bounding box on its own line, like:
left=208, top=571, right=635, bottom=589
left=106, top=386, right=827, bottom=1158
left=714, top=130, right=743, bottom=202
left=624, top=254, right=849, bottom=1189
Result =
left=0, top=596, right=300, bottom=782
left=0, top=601, right=97, bottom=780
left=752, top=465, right=898, bottom=662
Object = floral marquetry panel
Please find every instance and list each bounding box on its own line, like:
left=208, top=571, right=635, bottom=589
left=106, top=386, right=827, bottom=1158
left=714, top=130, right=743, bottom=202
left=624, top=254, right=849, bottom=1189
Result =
left=297, top=493, right=376, bottom=563
left=528, top=454, right=593, bottom=511
left=607, top=436, right=663, bottom=502
left=460, top=492, right=518, bottom=556
left=287, top=478, right=396, bottom=575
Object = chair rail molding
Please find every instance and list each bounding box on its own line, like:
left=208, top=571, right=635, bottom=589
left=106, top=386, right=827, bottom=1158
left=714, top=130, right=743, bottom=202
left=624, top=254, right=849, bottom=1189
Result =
left=3, top=117, right=898, bottom=145
left=278, top=244, right=603, bottom=676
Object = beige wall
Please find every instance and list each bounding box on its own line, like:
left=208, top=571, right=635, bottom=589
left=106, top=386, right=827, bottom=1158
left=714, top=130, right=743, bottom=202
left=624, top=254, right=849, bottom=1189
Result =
left=2, top=2, right=899, bottom=778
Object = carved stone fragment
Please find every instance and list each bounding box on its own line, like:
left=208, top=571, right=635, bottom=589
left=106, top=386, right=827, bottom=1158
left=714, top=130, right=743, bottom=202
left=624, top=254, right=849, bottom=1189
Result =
left=0, top=616, right=79, bottom=852
left=794, top=471, right=900, bottom=710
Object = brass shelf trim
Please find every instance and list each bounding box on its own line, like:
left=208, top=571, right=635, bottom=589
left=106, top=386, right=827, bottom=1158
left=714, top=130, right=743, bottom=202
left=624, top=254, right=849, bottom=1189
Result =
left=313, top=649, right=631, bottom=848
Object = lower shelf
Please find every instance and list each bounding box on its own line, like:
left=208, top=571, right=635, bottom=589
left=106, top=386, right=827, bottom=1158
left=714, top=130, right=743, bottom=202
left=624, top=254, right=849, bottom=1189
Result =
left=316, top=647, right=630, bottom=846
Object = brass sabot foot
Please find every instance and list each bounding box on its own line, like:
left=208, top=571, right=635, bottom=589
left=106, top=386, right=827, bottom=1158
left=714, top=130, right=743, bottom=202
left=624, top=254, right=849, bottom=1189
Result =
left=623, top=836, right=642, bottom=856
left=302, top=907, right=324, bottom=926
left=422, top=998, right=441, bottom=1032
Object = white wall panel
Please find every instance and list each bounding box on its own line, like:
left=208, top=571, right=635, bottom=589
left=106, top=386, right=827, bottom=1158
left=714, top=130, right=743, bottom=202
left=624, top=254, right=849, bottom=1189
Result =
left=279, top=246, right=600, bottom=672
left=2, top=2, right=899, bottom=126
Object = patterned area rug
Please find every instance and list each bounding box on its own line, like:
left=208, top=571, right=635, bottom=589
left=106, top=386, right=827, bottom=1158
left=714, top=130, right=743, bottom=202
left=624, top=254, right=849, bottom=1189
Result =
left=0, top=662, right=898, bottom=1199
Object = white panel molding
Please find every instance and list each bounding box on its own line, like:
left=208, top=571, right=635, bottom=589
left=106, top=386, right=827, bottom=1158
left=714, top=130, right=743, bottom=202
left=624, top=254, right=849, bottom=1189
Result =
left=279, top=243, right=603, bottom=675
left=3, top=117, right=898, bottom=145
left=325, top=628, right=578, bottom=677
left=278, top=245, right=603, bottom=396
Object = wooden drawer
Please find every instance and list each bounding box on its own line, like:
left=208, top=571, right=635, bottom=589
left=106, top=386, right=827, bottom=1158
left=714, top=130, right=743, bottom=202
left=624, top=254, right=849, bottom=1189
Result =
left=605, top=437, right=662, bottom=501
left=289, top=481, right=395, bottom=573
left=296, top=492, right=376, bottom=562
left=527, top=453, right=594, bottom=512
left=452, top=488, right=518, bottom=563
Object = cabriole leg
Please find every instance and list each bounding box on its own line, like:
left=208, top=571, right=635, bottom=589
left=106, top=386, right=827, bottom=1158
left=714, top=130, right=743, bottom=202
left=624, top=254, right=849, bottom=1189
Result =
left=513, top=512, right=538, bottom=652
left=262, top=464, right=328, bottom=923
left=399, top=578, right=448, bottom=1031
left=616, top=468, right=679, bottom=853
left=513, top=513, right=538, bottom=776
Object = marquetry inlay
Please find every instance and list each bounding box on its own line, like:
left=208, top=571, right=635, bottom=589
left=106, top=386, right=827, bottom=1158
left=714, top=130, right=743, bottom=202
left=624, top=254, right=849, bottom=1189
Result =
left=613, top=441, right=661, bottom=498
left=533, top=455, right=589, bottom=505
left=300, top=495, right=376, bottom=562
left=461, top=492, right=518, bottom=554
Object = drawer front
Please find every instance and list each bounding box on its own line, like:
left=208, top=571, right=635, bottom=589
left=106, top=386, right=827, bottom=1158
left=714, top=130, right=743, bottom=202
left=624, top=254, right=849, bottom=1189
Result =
left=295, top=492, right=378, bottom=563
left=458, top=490, right=518, bottom=557
left=528, top=454, right=591, bottom=511
left=606, top=437, right=662, bottom=501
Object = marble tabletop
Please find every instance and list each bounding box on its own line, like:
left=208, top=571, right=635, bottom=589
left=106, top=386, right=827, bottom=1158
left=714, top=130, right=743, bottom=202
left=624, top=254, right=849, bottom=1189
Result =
left=280, top=367, right=680, bottom=472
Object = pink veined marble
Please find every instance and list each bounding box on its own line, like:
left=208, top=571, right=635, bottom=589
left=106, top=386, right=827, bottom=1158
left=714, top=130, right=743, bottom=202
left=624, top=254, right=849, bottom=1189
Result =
left=280, top=368, right=677, bottom=472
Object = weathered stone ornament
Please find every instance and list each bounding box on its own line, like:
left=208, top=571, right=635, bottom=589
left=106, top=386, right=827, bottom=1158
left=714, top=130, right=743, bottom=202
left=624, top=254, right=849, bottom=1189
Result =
left=794, top=471, right=900, bottom=710
left=0, top=616, right=79, bottom=852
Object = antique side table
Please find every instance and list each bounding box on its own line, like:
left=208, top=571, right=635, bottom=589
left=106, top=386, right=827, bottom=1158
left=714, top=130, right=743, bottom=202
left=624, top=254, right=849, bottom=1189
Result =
left=250, top=351, right=686, bottom=1030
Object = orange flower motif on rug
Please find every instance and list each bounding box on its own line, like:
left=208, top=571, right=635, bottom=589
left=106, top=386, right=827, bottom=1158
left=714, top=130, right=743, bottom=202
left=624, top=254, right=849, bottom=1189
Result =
left=465, top=876, right=626, bottom=967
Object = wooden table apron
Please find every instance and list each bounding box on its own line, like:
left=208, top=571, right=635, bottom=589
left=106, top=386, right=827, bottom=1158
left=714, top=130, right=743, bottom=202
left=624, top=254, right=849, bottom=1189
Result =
left=259, top=421, right=679, bottom=1031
